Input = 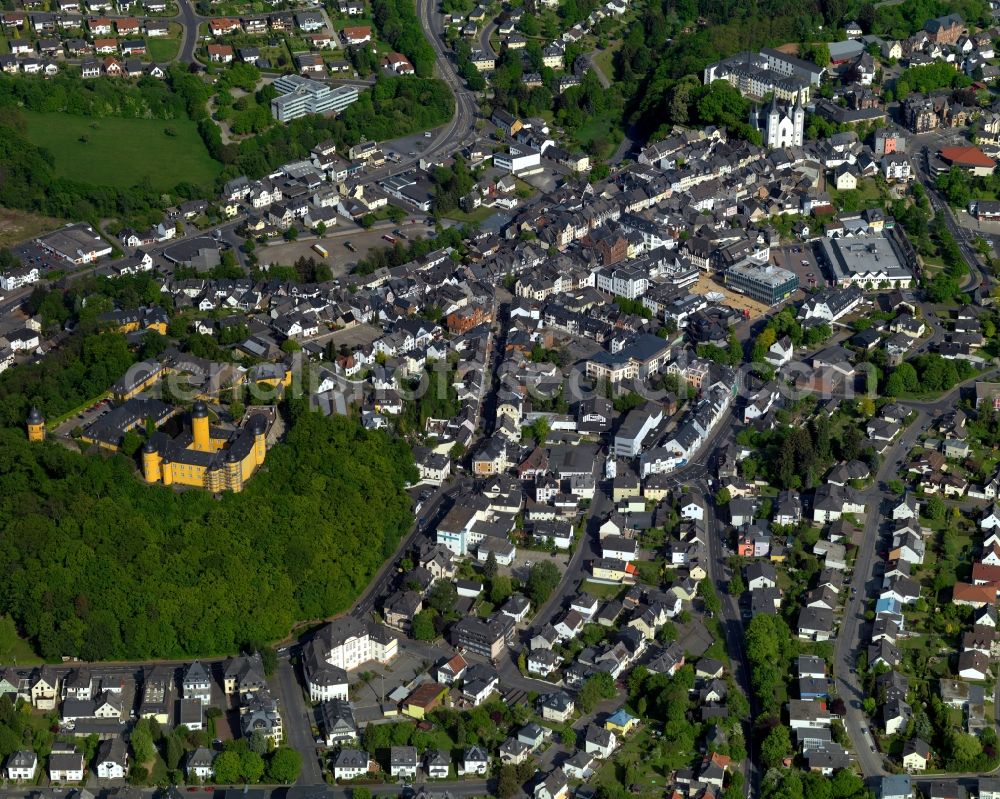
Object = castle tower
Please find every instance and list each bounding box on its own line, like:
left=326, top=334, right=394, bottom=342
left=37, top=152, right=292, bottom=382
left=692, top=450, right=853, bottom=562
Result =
left=225, top=449, right=243, bottom=493
left=160, top=457, right=173, bottom=486
left=26, top=407, right=45, bottom=442
left=251, top=415, right=268, bottom=467
left=142, top=441, right=161, bottom=483
left=191, top=400, right=210, bottom=452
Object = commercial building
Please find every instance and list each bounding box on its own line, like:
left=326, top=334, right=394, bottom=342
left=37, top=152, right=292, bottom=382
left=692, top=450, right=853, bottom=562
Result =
left=270, top=75, right=358, bottom=122
left=37, top=223, right=112, bottom=265
left=451, top=614, right=516, bottom=660
left=725, top=263, right=799, bottom=305
left=816, top=233, right=915, bottom=289
left=493, top=142, right=541, bottom=174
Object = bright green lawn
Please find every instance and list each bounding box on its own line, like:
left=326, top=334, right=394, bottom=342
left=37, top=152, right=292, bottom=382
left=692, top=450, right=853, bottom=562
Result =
left=146, top=36, right=180, bottom=61
left=23, top=110, right=222, bottom=192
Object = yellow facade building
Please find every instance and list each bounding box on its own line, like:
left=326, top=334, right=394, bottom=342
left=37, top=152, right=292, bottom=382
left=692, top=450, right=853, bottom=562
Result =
left=26, top=407, right=45, bottom=442
left=142, top=400, right=268, bottom=493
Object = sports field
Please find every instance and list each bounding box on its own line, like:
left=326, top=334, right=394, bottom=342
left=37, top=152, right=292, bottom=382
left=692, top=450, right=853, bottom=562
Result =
left=23, top=110, right=222, bottom=192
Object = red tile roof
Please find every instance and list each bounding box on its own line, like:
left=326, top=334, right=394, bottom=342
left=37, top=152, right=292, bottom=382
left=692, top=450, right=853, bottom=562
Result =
left=940, top=145, right=996, bottom=168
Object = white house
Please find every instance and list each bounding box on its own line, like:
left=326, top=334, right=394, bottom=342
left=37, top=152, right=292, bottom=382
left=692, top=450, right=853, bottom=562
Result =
left=5, top=751, right=37, bottom=782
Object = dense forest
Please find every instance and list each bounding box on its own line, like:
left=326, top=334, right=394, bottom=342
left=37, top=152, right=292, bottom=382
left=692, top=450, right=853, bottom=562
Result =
left=0, top=401, right=416, bottom=660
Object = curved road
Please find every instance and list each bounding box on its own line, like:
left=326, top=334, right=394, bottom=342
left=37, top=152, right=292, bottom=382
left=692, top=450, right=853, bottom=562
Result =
left=415, top=0, right=480, bottom=164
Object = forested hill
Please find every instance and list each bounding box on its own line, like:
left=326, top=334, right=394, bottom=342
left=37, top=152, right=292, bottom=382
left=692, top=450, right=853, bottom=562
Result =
left=0, top=402, right=416, bottom=662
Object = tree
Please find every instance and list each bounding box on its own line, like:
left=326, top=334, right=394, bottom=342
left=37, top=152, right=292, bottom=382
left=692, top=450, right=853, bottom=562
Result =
left=412, top=609, right=437, bottom=641
left=248, top=730, right=269, bottom=755
left=213, top=750, right=241, bottom=784
left=926, top=494, right=946, bottom=522
left=130, top=719, right=155, bottom=764
left=728, top=574, right=745, bottom=595
left=240, top=750, right=266, bottom=782
left=490, top=574, right=513, bottom=605
left=497, top=764, right=520, bottom=799
left=427, top=581, right=458, bottom=615
left=361, top=214, right=376, bottom=229
left=577, top=672, right=615, bottom=713
left=267, top=747, right=302, bottom=783
left=482, top=550, right=498, bottom=580
left=164, top=731, right=185, bottom=770
left=526, top=560, right=560, bottom=606
left=760, top=725, right=791, bottom=767
left=284, top=226, right=299, bottom=241
left=388, top=205, right=405, bottom=223
left=948, top=730, right=982, bottom=766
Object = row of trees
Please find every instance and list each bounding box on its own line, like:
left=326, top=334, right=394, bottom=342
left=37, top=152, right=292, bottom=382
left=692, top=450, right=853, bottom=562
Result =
left=884, top=353, right=976, bottom=396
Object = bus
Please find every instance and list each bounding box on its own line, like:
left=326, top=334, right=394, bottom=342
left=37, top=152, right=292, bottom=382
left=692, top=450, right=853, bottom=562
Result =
left=382, top=234, right=397, bottom=244
left=312, top=244, right=329, bottom=257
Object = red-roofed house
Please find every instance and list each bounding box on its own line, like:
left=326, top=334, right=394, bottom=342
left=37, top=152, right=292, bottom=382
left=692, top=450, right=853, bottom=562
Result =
left=208, top=43, right=234, bottom=62
left=973, top=562, right=1000, bottom=585
left=209, top=17, right=241, bottom=36
left=88, top=17, right=112, bottom=34
left=103, top=55, right=122, bottom=76
left=939, top=145, right=997, bottom=176
left=953, top=582, right=998, bottom=607
left=384, top=52, right=414, bottom=74
left=341, top=25, right=371, bottom=45
left=115, top=17, right=140, bottom=35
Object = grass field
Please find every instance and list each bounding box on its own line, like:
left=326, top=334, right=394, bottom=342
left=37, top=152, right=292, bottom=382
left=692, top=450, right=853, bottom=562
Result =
left=146, top=35, right=180, bottom=61
left=0, top=616, right=43, bottom=665
left=0, top=207, right=63, bottom=247
left=23, top=110, right=222, bottom=192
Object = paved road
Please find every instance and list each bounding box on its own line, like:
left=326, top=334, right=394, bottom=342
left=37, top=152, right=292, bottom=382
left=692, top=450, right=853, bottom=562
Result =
left=351, top=481, right=460, bottom=619
left=834, top=368, right=1000, bottom=778
left=175, top=0, right=202, bottom=64
left=478, top=18, right=498, bottom=57
left=274, top=658, right=325, bottom=785
left=705, top=475, right=757, bottom=798
left=833, top=408, right=928, bottom=779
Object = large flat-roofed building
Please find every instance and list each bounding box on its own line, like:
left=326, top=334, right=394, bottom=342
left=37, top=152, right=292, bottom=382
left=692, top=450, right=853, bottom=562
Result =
left=451, top=614, right=516, bottom=660
left=37, top=223, right=112, bottom=265
left=703, top=48, right=821, bottom=102
left=725, top=262, right=799, bottom=306
left=270, top=75, right=358, bottom=122
left=585, top=333, right=671, bottom=385
left=816, top=233, right=914, bottom=289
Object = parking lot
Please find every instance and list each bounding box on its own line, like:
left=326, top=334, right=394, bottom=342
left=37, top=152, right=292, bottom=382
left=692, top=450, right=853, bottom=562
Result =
left=11, top=239, right=70, bottom=276
left=257, top=220, right=437, bottom=278
left=347, top=644, right=436, bottom=723
left=771, top=244, right=828, bottom=292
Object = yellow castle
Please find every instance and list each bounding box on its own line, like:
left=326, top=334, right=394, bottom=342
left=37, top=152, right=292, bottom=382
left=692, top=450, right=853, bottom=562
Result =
left=142, top=400, right=268, bottom=493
